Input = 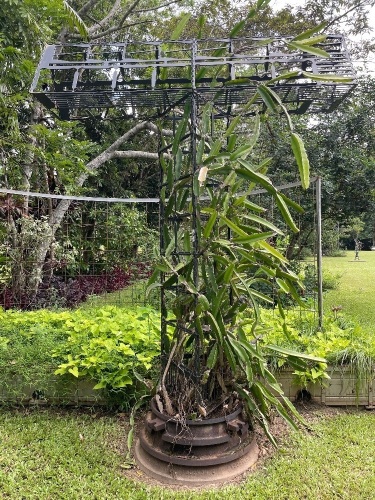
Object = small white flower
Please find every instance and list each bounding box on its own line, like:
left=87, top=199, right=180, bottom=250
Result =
left=198, top=166, right=208, bottom=186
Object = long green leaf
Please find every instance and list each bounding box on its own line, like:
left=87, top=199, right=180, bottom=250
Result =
left=295, top=35, right=327, bottom=46
left=220, top=215, right=248, bottom=237
left=291, top=132, right=310, bottom=189
left=257, top=84, right=278, bottom=112
left=230, top=20, right=246, bottom=38
left=172, top=103, right=190, bottom=155
left=302, top=71, right=353, bottom=83
left=171, top=13, right=191, bottom=40
left=275, top=193, right=299, bottom=233
left=236, top=162, right=276, bottom=194
left=232, top=231, right=275, bottom=244
left=203, top=211, right=218, bottom=239
left=265, top=344, right=326, bottom=363
left=63, top=1, right=88, bottom=39
left=230, top=143, right=255, bottom=161
left=223, top=339, right=237, bottom=372
left=224, top=116, right=241, bottom=137
left=242, top=214, right=283, bottom=234
left=206, top=312, right=224, bottom=343
left=292, top=22, right=328, bottom=41
left=278, top=192, right=305, bottom=214
left=207, top=343, right=218, bottom=369
left=257, top=240, right=288, bottom=263
left=261, top=85, right=293, bottom=131
left=288, top=41, right=330, bottom=58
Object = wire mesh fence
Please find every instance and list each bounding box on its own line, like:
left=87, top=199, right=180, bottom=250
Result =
left=0, top=179, right=320, bottom=313
left=0, top=192, right=159, bottom=310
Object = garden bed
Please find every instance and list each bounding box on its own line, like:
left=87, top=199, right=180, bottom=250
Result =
left=276, top=365, right=374, bottom=407
left=1, top=365, right=373, bottom=408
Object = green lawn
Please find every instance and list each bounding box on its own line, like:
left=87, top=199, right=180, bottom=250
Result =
left=323, top=251, right=375, bottom=331
left=0, top=408, right=374, bottom=499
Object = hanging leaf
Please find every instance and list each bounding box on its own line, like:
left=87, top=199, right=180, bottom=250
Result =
left=276, top=278, right=291, bottom=294
left=260, top=85, right=293, bottom=131
left=257, top=240, right=288, bottom=263
left=63, top=1, right=88, bottom=40
left=236, top=162, right=276, bottom=195
left=229, top=143, right=253, bottom=161
left=265, top=345, right=326, bottom=363
left=292, top=22, right=328, bottom=41
left=275, top=193, right=299, bottom=233
left=207, top=343, right=218, bottom=369
left=227, top=134, right=237, bottom=152
left=301, top=71, right=353, bottom=83
left=232, top=231, right=275, bottom=244
left=241, top=214, right=283, bottom=234
left=278, top=192, right=305, bottom=214
left=287, top=41, right=330, bottom=58
left=206, top=312, right=224, bottom=343
left=267, top=71, right=300, bottom=85
left=220, top=216, right=248, bottom=237
left=170, top=13, right=191, bottom=40
left=290, top=132, right=310, bottom=189
left=230, top=20, right=246, bottom=38
left=257, top=85, right=278, bottom=112
left=172, top=103, right=190, bottom=155
left=223, top=339, right=237, bottom=372
left=294, top=35, right=327, bottom=46
left=203, top=211, right=218, bottom=239
left=175, top=148, right=183, bottom=180
left=224, top=116, right=241, bottom=137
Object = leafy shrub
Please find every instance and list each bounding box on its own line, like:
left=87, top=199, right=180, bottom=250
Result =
left=240, top=307, right=375, bottom=386
left=322, top=270, right=342, bottom=291
left=0, top=305, right=161, bottom=406
left=0, top=261, right=153, bottom=309
left=0, top=308, right=68, bottom=400
left=53, top=306, right=160, bottom=390
left=1, top=302, right=374, bottom=405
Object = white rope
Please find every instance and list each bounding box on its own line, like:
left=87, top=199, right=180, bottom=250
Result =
left=0, top=188, right=159, bottom=203
left=0, top=178, right=317, bottom=203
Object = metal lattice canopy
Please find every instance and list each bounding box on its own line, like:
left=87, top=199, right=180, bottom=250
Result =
left=31, top=35, right=356, bottom=119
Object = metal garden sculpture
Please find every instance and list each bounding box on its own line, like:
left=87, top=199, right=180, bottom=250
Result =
left=31, top=17, right=356, bottom=484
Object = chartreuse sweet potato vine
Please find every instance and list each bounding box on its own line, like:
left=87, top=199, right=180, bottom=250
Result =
left=0, top=306, right=161, bottom=404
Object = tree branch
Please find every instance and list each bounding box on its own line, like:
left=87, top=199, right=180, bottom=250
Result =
left=323, top=0, right=372, bottom=31
left=50, top=120, right=172, bottom=237
left=88, top=0, right=122, bottom=34
left=77, top=0, right=101, bottom=17
left=85, top=20, right=154, bottom=39
left=134, top=0, right=183, bottom=14
left=113, top=151, right=160, bottom=160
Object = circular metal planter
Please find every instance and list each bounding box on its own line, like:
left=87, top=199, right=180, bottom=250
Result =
left=134, top=397, right=259, bottom=486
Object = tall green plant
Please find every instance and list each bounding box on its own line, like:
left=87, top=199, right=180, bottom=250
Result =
left=148, top=26, right=353, bottom=443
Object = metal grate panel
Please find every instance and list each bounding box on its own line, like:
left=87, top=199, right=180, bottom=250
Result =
left=30, top=35, right=356, bottom=118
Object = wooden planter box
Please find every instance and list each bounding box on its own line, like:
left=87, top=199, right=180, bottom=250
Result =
left=0, top=373, right=105, bottom=406
left=1, top=366, right=374, bottom=407
left=275, top=365, right=375, bottom=407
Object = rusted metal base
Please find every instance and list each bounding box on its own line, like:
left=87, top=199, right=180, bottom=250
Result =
left=134, top=436, right=259, bottom=486
left=134, top=397, right=259, bottom=486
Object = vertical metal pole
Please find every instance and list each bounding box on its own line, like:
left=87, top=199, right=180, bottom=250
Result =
left=316, top=176, right=323, bottom=329
left=158, top=134, right=167, bottom=364
left=190, top=40, right=201, bottom=385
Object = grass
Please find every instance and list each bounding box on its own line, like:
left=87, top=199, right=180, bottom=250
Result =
left=82, top=280, right=159, bottom=310
left=0, top=408, right=374, bottom=499
left=323, top=251, right=375, bottom=331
